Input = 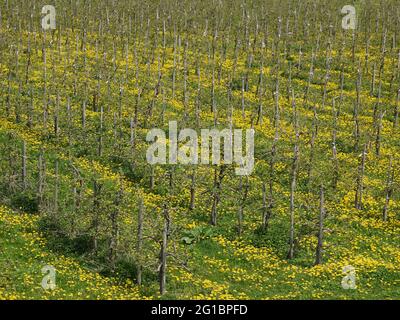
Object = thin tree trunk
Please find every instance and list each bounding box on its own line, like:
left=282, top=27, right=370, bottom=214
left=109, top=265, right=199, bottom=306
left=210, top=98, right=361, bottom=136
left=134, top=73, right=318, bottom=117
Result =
left=288, top=96, right=299, bottom=260
left=136, top=197, right=144, bottom=285
left=92, top=180, right=102, bottom=255
left=211, top=167, right=218, bottom=226
left=150, top=165, right=155, bottom=190
left=315, top=185, right=325, bottom=265
left=82, top=100, right=86, bottom=129
left=54, top=93, right=60, bottom=138
left=130, top=117, right=135, bottom=170
left=37, top=149, right=45, bottom=209
left=21, top=140, right=27, bottom=190
left=210, top=166, right=225, bottom=226
left=355, top=144, right=367, bottom=210
left=383, top=157, right=394, bottom=222
left=261, top=182, right=269, bottom=229
left=332, top=98, right=339, bottom=189
left=98, top=106, right=103, bottom=157
left=375, top=111, right=384, bottom=156
left=159, top=204, right=169, bottom=295
left=394, top=88, right=399, bottom=128
left=237, top=177, right=249, bottom=237
left=109, top=181, right=123, bottom=272
left=354, top=67, right=362, bottom=151
left=307, top=102, right=318, bottom=188
left=303, top=50, right=315, bottom=106
left=53, top=159, right=59, bottom=218
left=263, top=77, right=280, bottom=230
left=189, top=170, right=196, bottom=210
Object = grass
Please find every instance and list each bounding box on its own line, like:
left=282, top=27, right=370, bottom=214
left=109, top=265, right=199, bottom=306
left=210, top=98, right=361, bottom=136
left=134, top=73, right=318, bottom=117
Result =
left=2, top=200, right=399, bottom=299
left=0, top=206, right=143, bottom=300
left=0, top=0, right=400, bottom=301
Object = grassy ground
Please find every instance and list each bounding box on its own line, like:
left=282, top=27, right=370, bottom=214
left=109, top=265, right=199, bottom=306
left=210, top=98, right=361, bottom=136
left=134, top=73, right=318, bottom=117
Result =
left=1, top=0, right=400, bottom=300
left=1, top=202, right=399, bottom=299
left=0, top=205, right=142, bottom=299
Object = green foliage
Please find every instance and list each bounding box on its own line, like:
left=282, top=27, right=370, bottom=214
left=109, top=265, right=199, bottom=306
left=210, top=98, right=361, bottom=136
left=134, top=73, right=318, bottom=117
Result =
left=10, top=191, right=39, bottom=214
left=181, top=226, right=216, bottom=245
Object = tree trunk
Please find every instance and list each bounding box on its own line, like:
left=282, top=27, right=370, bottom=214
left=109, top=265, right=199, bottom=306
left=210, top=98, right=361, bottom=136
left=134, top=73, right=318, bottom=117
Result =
left=375, top=111, right=384, bottom=156
left=159, top=205, right=169, bottom=295
left=237, top=177, right=249, bottom=237
left=210, top=166, right=225, bottom=226
left=109, top=182, right=123, bottom=272
left=189, top=170, right=196, bottom=210
left=383, top=157, right=394, bottom=221
left=355, top=144, right=367, bottom=210
left=332, top=98, right=339, bottom=189
left=53, top=159, right=59, bottom=218
left=287, top=135, right=299, bottom=260
left=98, top=106, right=103, bottom=157
left=150, top=165, right=155, bottom=189
left=394, top=88, right=399, bottom=128
left=21, top=140, right=27, bottom=190
left=288, top=93, right=299, bottom=260
left=136, top=197, right=144, bottom=285
left=37, top=149, right=45, bottom=209
left=315, top=185, right=325, bottom=265
left=92, top=180, right=102, bottom=255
